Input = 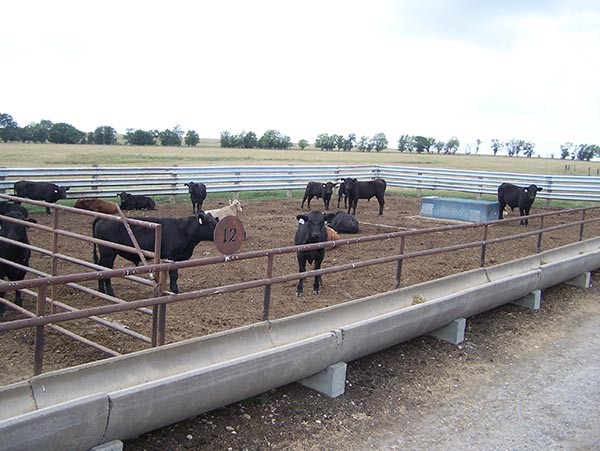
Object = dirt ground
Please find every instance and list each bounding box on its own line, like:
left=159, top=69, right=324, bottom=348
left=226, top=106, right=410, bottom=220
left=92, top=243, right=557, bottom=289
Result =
left=1, top=193, right=599, bottom=449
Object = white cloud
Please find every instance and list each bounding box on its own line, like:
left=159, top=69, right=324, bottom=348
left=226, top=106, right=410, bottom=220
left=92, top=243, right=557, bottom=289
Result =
left=2, top=0, right=599, bottom=156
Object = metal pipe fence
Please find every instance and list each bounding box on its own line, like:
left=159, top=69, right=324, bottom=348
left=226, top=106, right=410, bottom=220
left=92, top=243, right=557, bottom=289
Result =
left=1, top=164, right=599, bottom=204
left=1, top=196, right=599, bottom=378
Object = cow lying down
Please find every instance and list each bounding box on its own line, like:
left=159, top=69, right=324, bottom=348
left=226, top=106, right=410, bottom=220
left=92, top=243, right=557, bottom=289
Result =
left=92, top=211, right=218, bottom=296
left=74, top=198, right=119, bottom=214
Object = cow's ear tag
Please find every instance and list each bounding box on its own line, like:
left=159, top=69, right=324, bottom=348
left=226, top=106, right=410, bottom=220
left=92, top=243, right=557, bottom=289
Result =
left=298, top=218, right=305, bottom=225
left=198, top=217, right=204, bottom=225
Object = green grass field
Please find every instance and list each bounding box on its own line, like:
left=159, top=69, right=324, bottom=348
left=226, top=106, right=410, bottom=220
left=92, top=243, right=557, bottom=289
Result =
left=1, top=142, right=598, bottom=176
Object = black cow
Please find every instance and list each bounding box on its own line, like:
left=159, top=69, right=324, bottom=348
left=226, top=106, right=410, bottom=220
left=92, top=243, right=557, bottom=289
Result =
left=185, top=182, right=207, bottom=215
left=13, top=180, right=70, bottom=215
left=0, top=201, right=29, bottom=219
left=92, top=211, right=217, bottom=296
left=325, top=211, right=359, bottom=234
left=301, top=182, right=337, bottom=210
left=118, top=192, right=156, bottom=211
left=295, top=211, right=328, bottom=296
left=337, top=182, right=347, bottom=209
left=0, top=211, right=33, bottom=316
left=497, top=182, right=543, bottom=226
left=343, top=178, right=387, bottom=216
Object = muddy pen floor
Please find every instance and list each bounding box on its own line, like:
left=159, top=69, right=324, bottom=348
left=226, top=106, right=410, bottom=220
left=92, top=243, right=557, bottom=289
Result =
left=0, top=194, right=596, bottom=386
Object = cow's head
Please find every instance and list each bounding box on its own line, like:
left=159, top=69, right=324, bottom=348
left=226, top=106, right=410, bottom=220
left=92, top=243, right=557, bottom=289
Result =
left=117, top=192, right=130, bottom=201
left=51, top=185, right=69, bottom=202
left=296, top=211, right=326, bottom=242
left=343, top=177, right=358, bottom=189
left=185, top=182, right=198, bottom=193
left=524, top=185, right=543, bottom=200
left=322, top=182, right=336, bottom=197
left=197, top=211, right=218, bottom=227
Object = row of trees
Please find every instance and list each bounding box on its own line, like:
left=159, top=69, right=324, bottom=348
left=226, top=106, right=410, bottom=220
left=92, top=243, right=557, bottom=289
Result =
left=313, top=133, right=389, bottom=152
left=219, top=130, right=292, bottom=150
left=0, top=114, right=200, bottom=147
left=2, top=112, right=600, bottom=160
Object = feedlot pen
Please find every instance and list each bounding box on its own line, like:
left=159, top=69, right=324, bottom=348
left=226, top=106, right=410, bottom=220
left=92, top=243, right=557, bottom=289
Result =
left=0, top=193, right=599, bottom=384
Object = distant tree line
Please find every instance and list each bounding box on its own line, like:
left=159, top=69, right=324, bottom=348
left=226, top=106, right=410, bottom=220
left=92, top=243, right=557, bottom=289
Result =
left=0, top=113, right=200, bottom=147
left=219, top=130, right=292, bottom=149
left=3, top=112, right=599, bottom=159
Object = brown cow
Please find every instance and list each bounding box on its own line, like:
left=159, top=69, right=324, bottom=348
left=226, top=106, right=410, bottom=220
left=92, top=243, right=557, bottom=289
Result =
left=74, top=198, right=119, bottom=214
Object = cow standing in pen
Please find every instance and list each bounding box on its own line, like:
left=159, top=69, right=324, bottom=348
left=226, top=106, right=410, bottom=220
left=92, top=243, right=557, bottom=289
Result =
left=294, top=211, right=329, bottom=296
left=497, top=183, right=543, bottom=226
left=185, top=182, right=207, bottom=215
left=0, top=211, right=34, bottom=316
left=343, top=177, right=387, bottom=216
left=13, top=180, right=70, bottom=215
left=301, top=181, right=337, bottom=211
left=92, top=211, right=217, bottom=296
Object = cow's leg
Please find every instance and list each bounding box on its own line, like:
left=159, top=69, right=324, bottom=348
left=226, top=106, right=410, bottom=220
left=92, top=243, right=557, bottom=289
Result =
left=45, top=206, right=51, bottom=215
left=296, top=254, right=306, bottom=296
left=313, top=253, right=324, bottom=294
left=498, top=201, right=506, bottom=219
left=324, top=197, right=330, bottom=210
left=168, top=269, right=179, bottom=294
left=97, top=253, right=116, bottom=296
left=520, top=208, right=528, bottom=226
left=377, top=195, right=384, bottom=216
left=301, top=194, right=308, bottom=209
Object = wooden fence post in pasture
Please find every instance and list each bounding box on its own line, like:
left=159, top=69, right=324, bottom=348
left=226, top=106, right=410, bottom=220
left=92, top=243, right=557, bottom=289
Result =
left=476, top=176, right=483, bottom=200
left=416, top=172, right=422, bottom=198
left=0, top=167, right=5, bottom=194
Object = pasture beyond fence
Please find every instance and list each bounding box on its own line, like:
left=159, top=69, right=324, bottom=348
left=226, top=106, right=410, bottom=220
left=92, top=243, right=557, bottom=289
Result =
left=1, top=164, right=600, bottom=205
left=1, top=190, right=600, bottom=379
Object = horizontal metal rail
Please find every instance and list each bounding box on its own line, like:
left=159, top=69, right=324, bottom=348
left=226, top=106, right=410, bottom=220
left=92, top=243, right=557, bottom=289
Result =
left=1, top=205, right=599, bottom=334
left=2, top=164, right=599, bottom=203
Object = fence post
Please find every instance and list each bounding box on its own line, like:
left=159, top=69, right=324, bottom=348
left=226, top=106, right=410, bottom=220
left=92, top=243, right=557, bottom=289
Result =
left=262, top=254, right=274, bottom=320
left=170, top=165, right=178, bottom=204
left=480, top=224, right=488, bottom=267
left=395, top=236, right=405, bottom=288
left=0, top=167, right=6, bottom=194
left=476, top=176, right=483, bottom=200
left=234, top=168, right=241, bottom=200
left=537, top=216, right=544, bottom=253
left=286, top=164, right=293, bottom=198
left=416, top=172, right=422, bottom=198
left=545, top=176, right=553, bottom=208
left=91, top=164, right=99, bottom=196
left=33, top=285, right=47, bottom=376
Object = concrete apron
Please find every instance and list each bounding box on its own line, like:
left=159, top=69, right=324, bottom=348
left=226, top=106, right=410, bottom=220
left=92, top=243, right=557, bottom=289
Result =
left=1, top=237, right=599, bottom=451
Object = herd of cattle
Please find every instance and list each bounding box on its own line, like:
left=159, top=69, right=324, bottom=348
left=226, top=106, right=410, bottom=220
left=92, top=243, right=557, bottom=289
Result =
left=0, top=178, right=544, bottom=314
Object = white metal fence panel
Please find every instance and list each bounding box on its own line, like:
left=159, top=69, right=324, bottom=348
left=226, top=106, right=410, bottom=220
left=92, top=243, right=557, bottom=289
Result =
left=1, top=164, right=599, bottom=203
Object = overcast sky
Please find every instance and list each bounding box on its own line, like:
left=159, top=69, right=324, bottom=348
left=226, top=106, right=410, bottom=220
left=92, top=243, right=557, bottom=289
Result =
left=3, top=0, right=599, bottom=156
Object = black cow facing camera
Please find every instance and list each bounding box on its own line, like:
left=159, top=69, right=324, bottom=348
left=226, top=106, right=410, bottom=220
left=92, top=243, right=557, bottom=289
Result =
left=184, top=182, right=207, bottom=215
left=497, top=182, right=543, bottom=226
left=295, top=211, right=328, bottom=296
left=301, top=181, right=337, bottom=211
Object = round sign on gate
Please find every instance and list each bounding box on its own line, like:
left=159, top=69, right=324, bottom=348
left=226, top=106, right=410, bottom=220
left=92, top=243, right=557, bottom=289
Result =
left=213, top=216, right=245, bottom=255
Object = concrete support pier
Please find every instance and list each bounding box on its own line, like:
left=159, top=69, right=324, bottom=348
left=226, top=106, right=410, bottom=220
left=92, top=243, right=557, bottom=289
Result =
left=299, top=362, right=347, bottom=398
left=430, top=318, right=466, bottom=345
left=511, top=290, right=542, bottom=310
left=90, top=440, right=123, bottom=451
left=565, top=272, right=591, bottom=289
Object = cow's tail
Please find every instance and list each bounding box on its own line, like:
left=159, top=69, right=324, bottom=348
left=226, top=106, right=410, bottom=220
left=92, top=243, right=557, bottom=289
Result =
left=92, top=217, right=100, bottom=264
